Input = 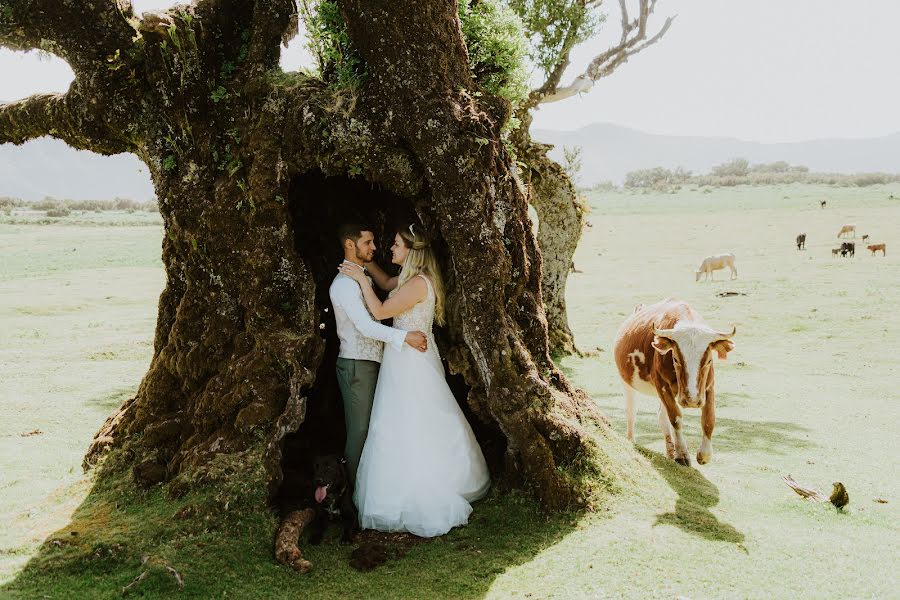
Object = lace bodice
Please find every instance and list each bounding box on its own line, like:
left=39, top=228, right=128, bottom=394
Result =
left=393, top=275, right=435, bottom=334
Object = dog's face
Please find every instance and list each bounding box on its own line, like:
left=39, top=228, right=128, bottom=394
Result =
left=312, top=455, right=348, bottom=505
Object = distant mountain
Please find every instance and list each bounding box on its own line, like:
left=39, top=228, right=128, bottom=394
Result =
left=532, top=123, right=900, bottom=186
left=0, top=137, right=154, bottom=201
left=3, top=124, right=899, bottom=199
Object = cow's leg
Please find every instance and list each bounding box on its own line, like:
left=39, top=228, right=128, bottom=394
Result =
left=624, top=384, right=637, bottom=442
left=660, top=389, right=690, bottom=465
left=657, top=402, right=675, bottom=459
left=697, top=387, right=715, bottom=465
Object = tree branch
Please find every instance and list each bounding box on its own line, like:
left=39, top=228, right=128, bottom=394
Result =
left=0, top=92, right=132, bottom=155
left=524, top=0, right=589, bottom=110
left=533, top=0, right=674, bottom=105
left=0, top=0, right=138, bottom=73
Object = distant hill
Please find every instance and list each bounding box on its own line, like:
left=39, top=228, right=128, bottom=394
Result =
left=532, top=123, right=900, bottom=186
left=0, top=137, right=154, bottom=201
left=3, top=124, right=900, bottom=199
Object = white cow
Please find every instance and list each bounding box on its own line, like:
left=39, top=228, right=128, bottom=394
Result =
left=695, top=253, right=737, bottom=282
left=837, top=224, right=856, bottom=238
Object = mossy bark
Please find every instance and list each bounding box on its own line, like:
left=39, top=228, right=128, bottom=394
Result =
left=2, top=0, right=610, bottom=510
left=513, top=111, right=584, bottom=356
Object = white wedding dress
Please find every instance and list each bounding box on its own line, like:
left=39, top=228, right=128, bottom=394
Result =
left=354, top=274, right=491, bottom=537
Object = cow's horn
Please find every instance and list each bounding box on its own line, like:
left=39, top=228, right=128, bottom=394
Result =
left=714, top=325, right=737, bottom=340
left=654, top=328, right=676, bottom=338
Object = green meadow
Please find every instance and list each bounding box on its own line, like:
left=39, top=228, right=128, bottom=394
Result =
left=2, top=183, right=898, bottom=598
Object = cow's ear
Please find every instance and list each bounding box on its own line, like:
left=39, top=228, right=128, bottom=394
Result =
left=652, top=336, right=673, bottom=354
left=711, top=339, right=734, bottom=360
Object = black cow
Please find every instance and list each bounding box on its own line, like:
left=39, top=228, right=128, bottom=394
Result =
left=796, top=233, right=806, bottom=250
left=840, top=242, right=855, bottom=257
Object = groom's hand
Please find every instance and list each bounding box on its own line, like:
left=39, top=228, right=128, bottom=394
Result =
left=404, top=331, right=428, bottom=352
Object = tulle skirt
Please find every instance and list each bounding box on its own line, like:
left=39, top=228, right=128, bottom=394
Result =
left=354, top=340, right=491, bottom=537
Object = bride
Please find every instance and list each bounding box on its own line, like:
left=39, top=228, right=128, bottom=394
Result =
left=337, top=224, right=490, bottom=537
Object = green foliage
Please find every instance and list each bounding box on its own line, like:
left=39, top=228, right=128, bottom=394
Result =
left=299, top=0, right=366, bottom=89
left=299, top=0, right=530, bottom=108
left=210, top=86, right=228, bottom=103
left=624, top=166, right=691, bottom=191
left=711, top=157, right=750, bottom=177
left=561, top=144, right=583, bottom=185
left=508, top=0, right=604, bottom=79
left=162, top=155, right=177, bottom=173
left=458, top=0, right=530, bottom=107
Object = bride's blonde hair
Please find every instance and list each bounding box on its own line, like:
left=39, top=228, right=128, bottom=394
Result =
left=395, top=224, right=445, bottom=326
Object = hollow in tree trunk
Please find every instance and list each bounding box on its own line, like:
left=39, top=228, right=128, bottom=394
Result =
left=1, top=0, right=620, bottom=512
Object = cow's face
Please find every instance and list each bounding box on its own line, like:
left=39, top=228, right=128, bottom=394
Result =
left=652, top=325, right=735, bottom=408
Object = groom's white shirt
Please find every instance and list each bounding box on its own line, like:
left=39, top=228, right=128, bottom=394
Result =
left=329, top=268, right=406, bottom=363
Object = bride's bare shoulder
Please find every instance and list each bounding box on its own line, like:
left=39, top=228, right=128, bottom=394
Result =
left=397, top=275, right=428, bottom=298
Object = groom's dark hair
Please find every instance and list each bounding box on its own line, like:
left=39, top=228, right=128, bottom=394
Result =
left=337, top=222, right=374, bottom=246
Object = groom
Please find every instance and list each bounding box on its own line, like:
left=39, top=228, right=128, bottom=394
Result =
left=329, top=222, right=428, bottom=485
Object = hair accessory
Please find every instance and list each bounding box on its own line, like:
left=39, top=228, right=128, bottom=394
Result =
left=409, top=223, right=415, bottom=236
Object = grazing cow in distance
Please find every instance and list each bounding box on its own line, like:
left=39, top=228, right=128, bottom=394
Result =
left=831, top=247, right=841, bottom=258
left=696, top=253, right=737, bottom=282
left=867, top=243, right=886, bottom=256
left=862, top=234, right=869, bottom=243
left=837, top=224, right=856, bottom=238
left=820, top=200, right=827, bottom=208
left=840, top=242, right=855, bottom=257
left=796, top=233, right=806, bottom=250
left=614, top=299, right=736, bottom=466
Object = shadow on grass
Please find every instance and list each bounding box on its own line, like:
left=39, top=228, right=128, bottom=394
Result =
left=638, top=448, right=746, bottom=547
left=600, top=405, right=815, bottom=457
left=84, top=386, right=137, bottom=411
left=3, top=468, right=579, bottom=600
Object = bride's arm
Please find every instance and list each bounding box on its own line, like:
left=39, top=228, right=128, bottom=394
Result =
left=338, top=264, right=426, bottom=320
left=364, top=261, right=399, bottom=291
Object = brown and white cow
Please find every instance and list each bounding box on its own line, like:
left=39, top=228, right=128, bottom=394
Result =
left=867, top=243, right=886, bottom=256
left=614, top=299, right=736, bottom=466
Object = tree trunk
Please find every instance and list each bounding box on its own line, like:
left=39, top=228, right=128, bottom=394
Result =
left=2, top=0, right=614, bottom=511
left=514, top=111, right=584, bottom=356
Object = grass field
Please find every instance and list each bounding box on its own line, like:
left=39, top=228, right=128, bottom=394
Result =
left=1, top=184, right=898, bottom=598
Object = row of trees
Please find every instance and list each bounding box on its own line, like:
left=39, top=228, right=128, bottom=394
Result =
left=0, top=196, right=158, bottom=212
left=623, top=159, right=900, bottom=190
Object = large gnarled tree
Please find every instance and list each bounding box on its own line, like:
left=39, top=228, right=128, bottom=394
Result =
left=0, top=0, right=634, bottom=511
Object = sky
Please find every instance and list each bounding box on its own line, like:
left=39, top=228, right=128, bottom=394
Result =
left=1, top=0, right=899, bottom=143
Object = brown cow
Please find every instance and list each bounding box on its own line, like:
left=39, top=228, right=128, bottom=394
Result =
left=614, top=299, right=736, bottom=466
left=867, top=243, right=886, bottom=256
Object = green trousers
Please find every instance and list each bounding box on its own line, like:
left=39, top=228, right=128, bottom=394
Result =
left=335, top=358, right=380, bottom=485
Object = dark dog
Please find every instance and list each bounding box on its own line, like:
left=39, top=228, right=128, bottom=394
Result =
left=307, top=455, right=358, bottom=545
